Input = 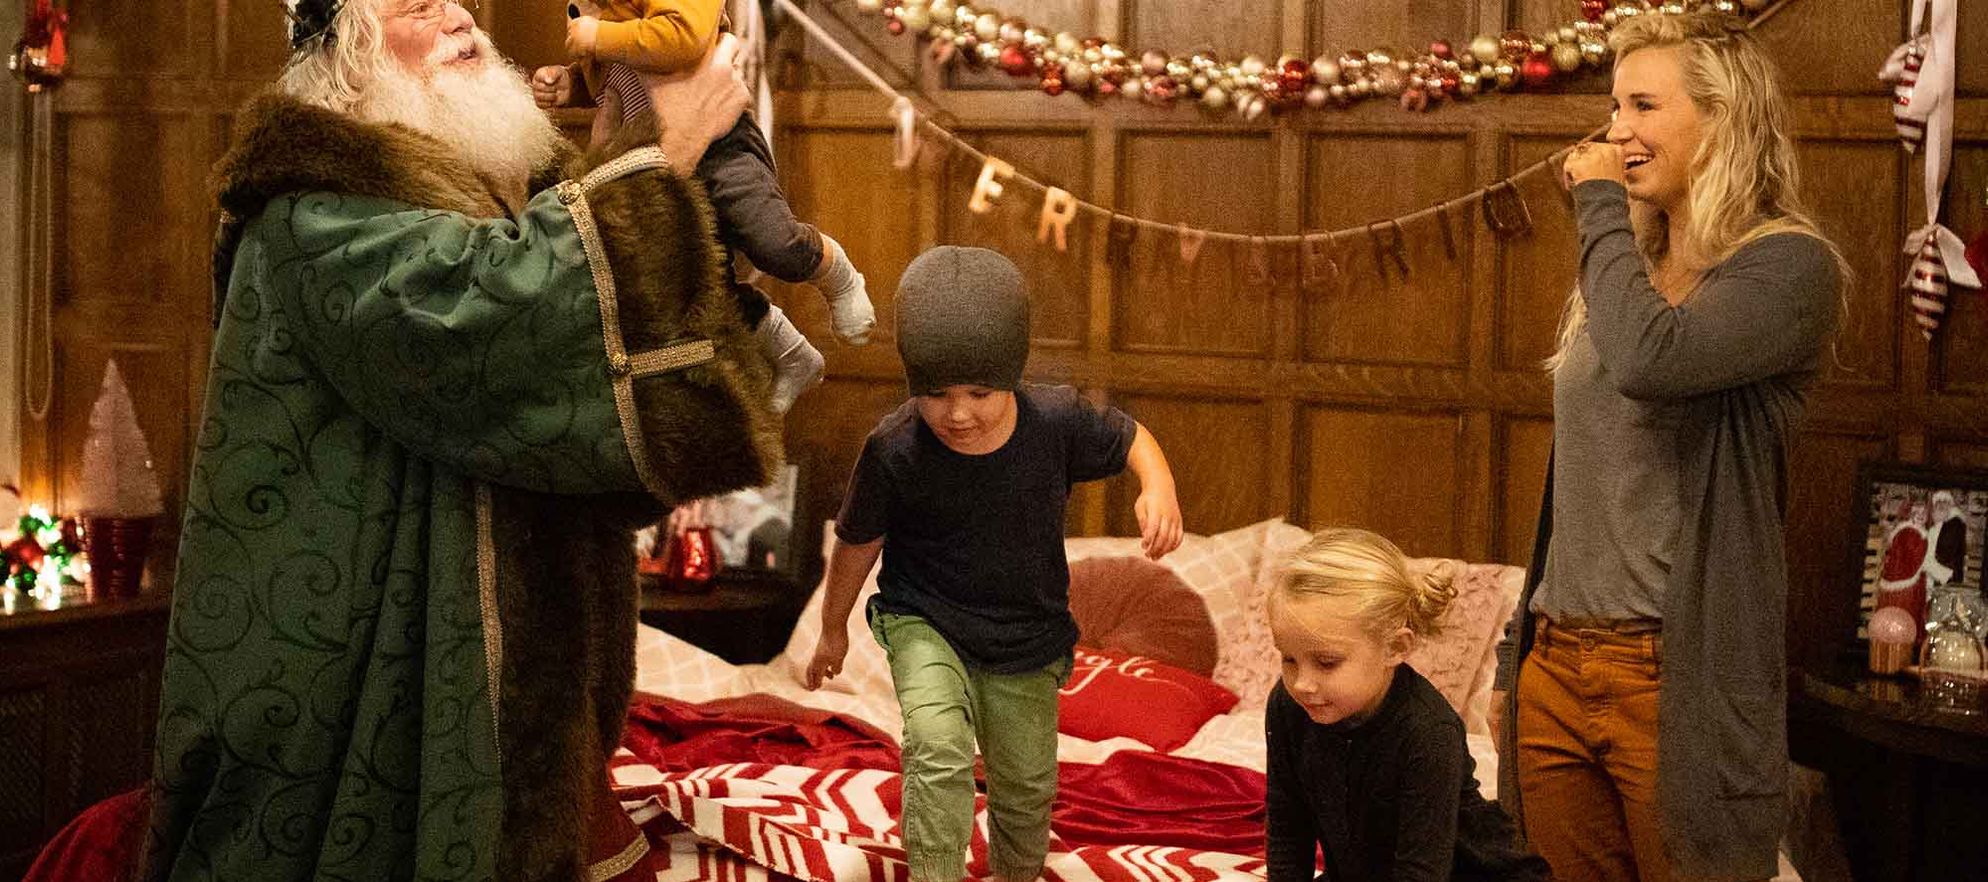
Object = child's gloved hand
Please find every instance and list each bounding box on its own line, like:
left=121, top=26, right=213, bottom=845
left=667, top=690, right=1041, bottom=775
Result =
left=530, top=66, right=573, bottom=108
left=812, top=234, right=877, bottom=346
left=565, top=15, right=600, bottom=59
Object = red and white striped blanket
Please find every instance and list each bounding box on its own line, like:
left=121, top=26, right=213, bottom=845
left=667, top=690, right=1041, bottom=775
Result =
left=610, top=753, right=1269, bottom=882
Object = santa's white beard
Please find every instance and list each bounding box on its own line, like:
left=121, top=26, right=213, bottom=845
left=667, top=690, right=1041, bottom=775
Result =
left=354, top=31, right=564, bottom=194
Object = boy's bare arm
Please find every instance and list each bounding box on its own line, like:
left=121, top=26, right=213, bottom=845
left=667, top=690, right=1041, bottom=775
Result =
left=805, top=536, right=883, bottom=689
left=1125, top=422, right=1183, bottom=559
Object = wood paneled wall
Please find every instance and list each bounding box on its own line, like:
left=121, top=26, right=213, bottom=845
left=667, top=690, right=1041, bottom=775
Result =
left=13, top=0, right=1988, bottom=674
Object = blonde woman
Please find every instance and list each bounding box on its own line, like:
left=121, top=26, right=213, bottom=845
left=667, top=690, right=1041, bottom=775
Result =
left=1268, top=529, right=1548, bottom=882
left=1490, top=11, right=1846, bottom=882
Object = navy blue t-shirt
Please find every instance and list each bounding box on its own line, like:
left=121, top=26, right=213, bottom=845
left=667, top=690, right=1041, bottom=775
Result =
left=835, top=384, right=1137, bottom=674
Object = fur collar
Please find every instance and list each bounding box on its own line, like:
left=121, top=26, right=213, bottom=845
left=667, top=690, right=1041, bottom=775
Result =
left=209, top=93, right=572, bottom=320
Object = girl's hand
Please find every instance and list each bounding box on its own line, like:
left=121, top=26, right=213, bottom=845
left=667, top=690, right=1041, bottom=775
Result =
left=1134, top=488, right=1183, bottom=560
left=1561, top=141, right=1625, bottom=190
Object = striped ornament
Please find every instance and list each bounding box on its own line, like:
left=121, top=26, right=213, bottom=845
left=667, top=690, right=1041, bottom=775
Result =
left=1907, top=231, right=1949, bottom=338
left=1880, top=38, right=1928, bottom=152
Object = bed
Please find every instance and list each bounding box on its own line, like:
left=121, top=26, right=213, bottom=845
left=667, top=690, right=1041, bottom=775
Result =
left=613, top=517, right=1521, bottom=881
left=26, top=517, right=1808, bottom=881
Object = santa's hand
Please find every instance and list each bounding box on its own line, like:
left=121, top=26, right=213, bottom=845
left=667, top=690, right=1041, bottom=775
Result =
left=531, top=66, right=573, bottom=109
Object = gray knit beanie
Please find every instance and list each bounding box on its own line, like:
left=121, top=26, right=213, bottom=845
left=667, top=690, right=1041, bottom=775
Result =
left=895, top=246, right=1030, bottom=394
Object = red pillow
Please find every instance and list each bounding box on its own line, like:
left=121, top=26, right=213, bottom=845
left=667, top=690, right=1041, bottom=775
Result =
left=1058, top=645, right=1240, bottom=752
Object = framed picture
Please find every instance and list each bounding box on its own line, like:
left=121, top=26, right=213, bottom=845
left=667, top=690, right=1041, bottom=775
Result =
left=705, top=463, right=802, bottom=577
left=1848, top=460, right=1988, bottom=643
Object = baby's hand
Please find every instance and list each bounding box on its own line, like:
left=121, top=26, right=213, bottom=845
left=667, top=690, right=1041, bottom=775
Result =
left=565, top=15, right=600, bottom=59
left=531, top=65, right=573, bottom=108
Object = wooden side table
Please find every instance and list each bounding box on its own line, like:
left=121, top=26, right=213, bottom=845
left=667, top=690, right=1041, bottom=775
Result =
left=638, top=571, right=808, bottom=665
left=1789, top=659, right=1988, bottom=882
left=0, top=592, right=171, bottom=881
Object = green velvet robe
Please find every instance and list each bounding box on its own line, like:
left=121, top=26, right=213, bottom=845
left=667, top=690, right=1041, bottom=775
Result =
left=142, top=95, right=781, bottom=882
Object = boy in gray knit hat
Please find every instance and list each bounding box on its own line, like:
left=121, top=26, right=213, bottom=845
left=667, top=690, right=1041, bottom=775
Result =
left=804, top=245, right=1182, bottom=882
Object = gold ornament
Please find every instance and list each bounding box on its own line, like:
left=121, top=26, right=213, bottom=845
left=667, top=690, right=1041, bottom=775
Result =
left=1201, top=84, right=1230, bottom=110
left=1024, top=28, right=1048, bottom=48
left=1056, top=33, right=1081, bottom=55
left=1469, top=34, right=1502, bottom=63
left=1063, top=60, right=1092, bottom=88
left=1312, top=55, right=1340, bottom=84
left=1581, top=42, right=1607, bottom=66
left=1239, top=92, right=1268, bottom=119
left=973, top=13, right=999, bottom=41
left=1240, top=55, right=1266, bottom=77
left=1493, top=61, right=1517, bottom=90
left=1551, top=42, right=1582, bottom=72
left=1373, top=64, right=1406, bottom=96
left=953, top=4, right=976, bottom=27
left=897, top=3, right=931, bottom=34
left=976, top=42, right=1000, bottom=62
left=998, top=19, right=1023, bottom=42
left=856, top=0, right=883, bottom=10
left=1122, top=78, right=1144, bottom=99
left=1457, top=70, right=1481, bottom=95
left=1304, top=84, right=1329, bottom=107
left=1141, top=49, right=1168, bottom=76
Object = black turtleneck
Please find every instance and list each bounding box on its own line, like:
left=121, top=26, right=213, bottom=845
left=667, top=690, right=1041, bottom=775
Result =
left=1264, top=665, right=1549, bottom=882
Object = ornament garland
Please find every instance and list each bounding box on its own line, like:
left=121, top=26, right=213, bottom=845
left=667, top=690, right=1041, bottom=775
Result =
left=780, top=0, right=1588, bottom=251
left=847, top=0, right=1772, bottom=118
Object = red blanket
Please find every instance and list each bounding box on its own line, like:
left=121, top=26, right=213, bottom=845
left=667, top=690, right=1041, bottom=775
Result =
left=28, top=691, right=1268, bottom=881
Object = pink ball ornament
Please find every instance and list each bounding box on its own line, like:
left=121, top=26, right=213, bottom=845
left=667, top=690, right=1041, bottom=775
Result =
left=1870, top=606, right=1918, bottom=644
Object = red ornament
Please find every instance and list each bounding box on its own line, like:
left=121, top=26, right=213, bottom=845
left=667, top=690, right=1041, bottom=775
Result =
left=1581, top=0, right=1609, bottom=22
left=1520, top=52, right=1554, bottom=87
left=1279, top=59, right=1309, bottom=94
left=660, top=526, right=720, bottom=590
left=886, top=18, right=905, bottom=35
left=1429, top=40, right=1453, bottom=60
left=3, top=535, right=45, bottom=573
left=1145, top=74, right=1178, bottom=102
left=1041, top=69, right=1065, bottom=96
left=999, top=44, right=1034, bottom=75
left=1968, top=229, right=1988, bottom=282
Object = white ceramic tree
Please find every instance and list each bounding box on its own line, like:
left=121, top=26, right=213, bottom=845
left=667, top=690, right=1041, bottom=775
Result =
left=77, top=360, right=165, bottom=518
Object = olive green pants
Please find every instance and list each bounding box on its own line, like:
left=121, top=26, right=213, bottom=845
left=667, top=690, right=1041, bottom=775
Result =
left=871, top=611, right=1070, bottom=882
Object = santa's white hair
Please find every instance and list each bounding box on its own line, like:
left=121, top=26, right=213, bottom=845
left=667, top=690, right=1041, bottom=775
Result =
left=279, top=0, right=563, bottom=192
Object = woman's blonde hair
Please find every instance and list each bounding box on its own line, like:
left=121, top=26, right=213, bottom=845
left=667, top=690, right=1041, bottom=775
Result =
left=279, top=0, right=399, bottom=113
left=1274, top=528, right=1456, bottom=640
left=1545, top=11, right=1849, bottom=371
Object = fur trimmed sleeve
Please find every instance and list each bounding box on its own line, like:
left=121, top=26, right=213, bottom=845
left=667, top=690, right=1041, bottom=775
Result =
left=551, top=120, right=784, bottom=503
